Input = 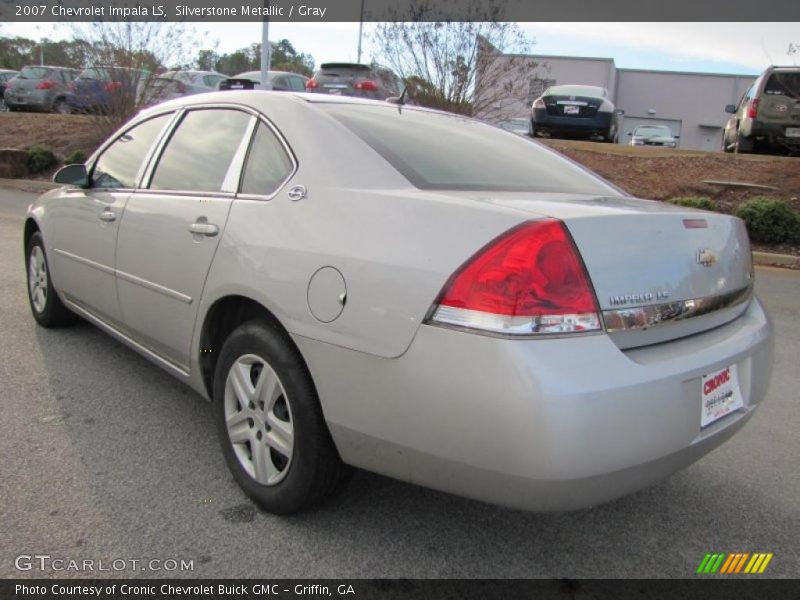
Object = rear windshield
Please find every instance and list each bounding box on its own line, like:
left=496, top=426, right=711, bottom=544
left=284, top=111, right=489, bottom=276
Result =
left=19, top=67, right=51, bottom=79
left=764, top=72, right=800, bottom=98
left=317, top=65, right=369, bottom=78
left=322, top=104, right=618, bottom=195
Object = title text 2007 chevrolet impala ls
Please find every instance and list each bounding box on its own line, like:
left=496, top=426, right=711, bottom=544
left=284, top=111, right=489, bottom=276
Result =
left=24, top=92, right=774, bottom=514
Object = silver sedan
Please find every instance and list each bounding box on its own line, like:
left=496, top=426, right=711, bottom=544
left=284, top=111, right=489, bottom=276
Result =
left=24, top=92, right=774, bottom=514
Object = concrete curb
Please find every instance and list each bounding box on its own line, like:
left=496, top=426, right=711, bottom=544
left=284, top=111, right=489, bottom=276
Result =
left=1, top=178, right=798, bottom=269
left=753, top=251, right=800, bottom=269
left=0, top=178, right=59, bottom=194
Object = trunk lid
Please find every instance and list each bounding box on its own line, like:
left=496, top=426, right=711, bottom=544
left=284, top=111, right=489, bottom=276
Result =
left=544, top=94, right=602, bottom=118
left=479, top=193, right=754, bottom=348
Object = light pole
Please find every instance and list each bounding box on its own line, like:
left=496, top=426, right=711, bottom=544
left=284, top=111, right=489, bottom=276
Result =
left=356, top=0, right=365, bottom=64
left=260, top=0, right=272, bottom=90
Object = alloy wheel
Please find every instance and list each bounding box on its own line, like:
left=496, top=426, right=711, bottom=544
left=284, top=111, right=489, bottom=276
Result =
left=224, top=354, right=294, bottom=486
left=28, top=246, right=48, bottom=314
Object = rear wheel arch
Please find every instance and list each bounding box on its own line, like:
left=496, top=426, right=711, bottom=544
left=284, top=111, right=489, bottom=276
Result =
left=198, top=295, right=305, bottom=400
left=23, top=218, right=40, bottom=256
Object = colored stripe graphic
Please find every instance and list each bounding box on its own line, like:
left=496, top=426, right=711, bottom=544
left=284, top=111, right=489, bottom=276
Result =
left=699, top=552, right=773, bottom=574
left=696, top=554, right=712, bottom=573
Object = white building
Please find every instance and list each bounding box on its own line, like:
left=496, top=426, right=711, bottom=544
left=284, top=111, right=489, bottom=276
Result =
left=475, top=46, right=757, bottom=151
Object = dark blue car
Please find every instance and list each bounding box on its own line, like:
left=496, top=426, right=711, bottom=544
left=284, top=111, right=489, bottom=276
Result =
left=66, top=66, right=150, bottom=114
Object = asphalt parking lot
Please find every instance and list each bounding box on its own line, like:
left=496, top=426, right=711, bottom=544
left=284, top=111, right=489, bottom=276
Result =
left=0, top=188, right=798, bottom=579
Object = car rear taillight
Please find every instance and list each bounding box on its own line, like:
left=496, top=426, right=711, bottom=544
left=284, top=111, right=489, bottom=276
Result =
left=104, top=81, right=122, bottom=92
left=354, top=80, right=378, bottom=91
left=532, top=97, right=545, bottom=109
left=305, top=79, right=318, bottom=89
left=747, top=98, right=759, bottom=119
left=67, top=82, right=75, bottom=92
left=428, top=219, right=602, bottom=335
left=36, top=80, right=57, bottom=90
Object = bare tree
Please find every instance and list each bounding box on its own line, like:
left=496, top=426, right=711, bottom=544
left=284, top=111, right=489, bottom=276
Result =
left=370, top=0, right=538, bottom=122
left=68, top=22, right=201, bottom=133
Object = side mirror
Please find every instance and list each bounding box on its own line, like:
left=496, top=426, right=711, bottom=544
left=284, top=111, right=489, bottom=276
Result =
left=724, top=104, right=736, bottom=114
left=54, top=164, right=88, bottom=187
left=626, top=132, right=633, bottom=136
left=675, top=135, right=680, bottom=139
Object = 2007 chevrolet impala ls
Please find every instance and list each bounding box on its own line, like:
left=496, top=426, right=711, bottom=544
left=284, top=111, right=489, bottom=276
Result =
left=24, top=92, right=774, bottom=514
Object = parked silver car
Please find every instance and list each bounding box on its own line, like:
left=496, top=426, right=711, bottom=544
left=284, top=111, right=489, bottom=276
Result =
left=4, top=65, right=79, bottom=113
left=231, top=70, right=309, bottom=91
left=628, top=125, right=679, bottom=148
left=24, top=92, right=774, bottom=514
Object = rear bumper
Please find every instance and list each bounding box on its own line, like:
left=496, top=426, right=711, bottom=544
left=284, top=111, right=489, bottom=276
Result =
left=532, top=108, right=613, bottom=134
left=296, top=296, right=774, bottom=511
left=4, top=90, right=53, bottom=109
left=742, top=121, right=800, bottom=145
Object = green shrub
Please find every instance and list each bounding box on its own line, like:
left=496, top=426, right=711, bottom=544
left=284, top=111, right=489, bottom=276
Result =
left=734, top=197, right=800, bottom=245
left=64, top=150, right=87, bottom=165
left=26, top=145, right=57, bottom=174
left=668, top=196, right=718, bottom=211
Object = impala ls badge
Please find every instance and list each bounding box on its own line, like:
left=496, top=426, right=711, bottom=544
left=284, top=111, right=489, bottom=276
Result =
left=697, top=248, right=717, bottom=267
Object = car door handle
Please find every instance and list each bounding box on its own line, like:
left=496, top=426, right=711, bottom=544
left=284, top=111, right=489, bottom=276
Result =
left=99, top=210, right=116, bottom=222
left=188, top=222, right=219, bottom=237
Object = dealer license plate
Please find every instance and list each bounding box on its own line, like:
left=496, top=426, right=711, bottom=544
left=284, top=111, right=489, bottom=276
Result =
left=701, top=364, right=743, bottom=428
left=786, top=127, right=800, bottom=138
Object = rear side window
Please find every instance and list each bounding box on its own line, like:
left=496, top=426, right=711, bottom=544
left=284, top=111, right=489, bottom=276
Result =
left=19, top=67, right=50, bottom=79
left=150, top=109, right=251, bottom=193
left=322, top=105, right=617, bottom=195
left=288, top=76, right=306, bottom=91
left=203, top=74, right=225, bottom=88
left=240, top=122, right=294, bottom=195
left=764, top=72, right=800, bottom=98
left=92, top=113, right=171, bottom=189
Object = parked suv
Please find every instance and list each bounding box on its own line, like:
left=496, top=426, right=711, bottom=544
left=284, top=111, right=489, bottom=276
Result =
left=4, top=66, right=79, bottom=113
left=723, top=66, right=800, bottom=154
left=304, top=63, right=401, bottom=100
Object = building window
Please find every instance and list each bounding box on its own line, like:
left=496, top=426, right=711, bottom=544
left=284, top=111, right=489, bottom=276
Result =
left=528, top=78, right=556, bottom=103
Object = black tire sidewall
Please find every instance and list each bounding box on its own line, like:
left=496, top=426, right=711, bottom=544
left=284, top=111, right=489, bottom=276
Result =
left=26, top=233, right=60, bottom=326
left=213, top=321, right=329, bottom=514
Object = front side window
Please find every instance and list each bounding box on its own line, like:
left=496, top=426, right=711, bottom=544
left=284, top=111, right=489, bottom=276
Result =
left=92, top=113, right=171, bottom=189
left=240, top=122, right=294, bottom=196
left=149, top=109, right=251, bottom=193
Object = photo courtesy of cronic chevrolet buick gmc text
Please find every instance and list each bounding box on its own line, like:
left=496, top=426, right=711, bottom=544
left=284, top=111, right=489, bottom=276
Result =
left=723, top=65, right=800, bottom=154
left=24, top=91, right=774, bottom=514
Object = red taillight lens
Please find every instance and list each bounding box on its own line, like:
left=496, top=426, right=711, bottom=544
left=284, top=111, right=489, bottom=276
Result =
left=354, top=80, right=378, bottom=91
left=305, top=79, right=318, bottom=89
left=104, top=81, right=122, bottom=92
left=36, top=80, right=56, bottom=90
left=429, top=219, right=601, bottom=335
left=747, top=98, right=759, bottom=119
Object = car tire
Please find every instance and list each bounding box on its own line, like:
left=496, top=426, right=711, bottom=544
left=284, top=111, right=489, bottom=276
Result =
left=53, top=98, right=70, bottom=115
left=734, top=130, right=754, bottom=154
left=26, top=232, right=78, bottom=328
left=529, top=121, right=537, bottom=138
left=213, top=320, right=351, bottom=514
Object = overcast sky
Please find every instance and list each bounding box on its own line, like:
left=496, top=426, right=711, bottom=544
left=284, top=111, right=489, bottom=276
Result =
left=2, top=22, right=798, bottom=75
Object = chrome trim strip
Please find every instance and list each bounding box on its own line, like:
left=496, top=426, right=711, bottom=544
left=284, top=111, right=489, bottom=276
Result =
left=53, top=248, right=115, bottom=275
left=603, top=286, right=753, bottom=333
left=62, top=297, right=190, bottom=378
left=115, top=269, right=193, bottom=304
